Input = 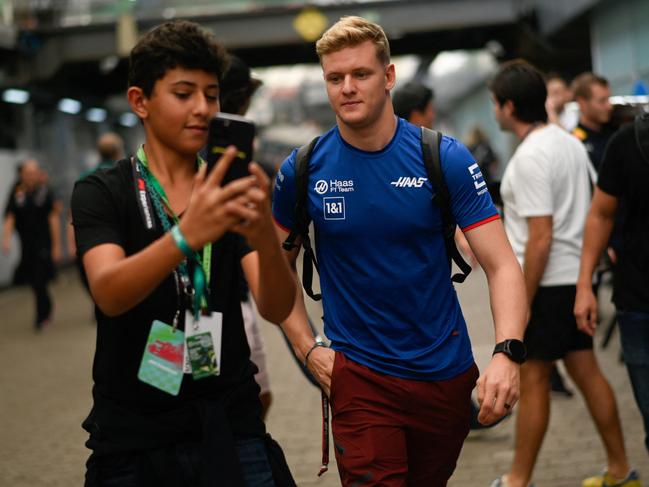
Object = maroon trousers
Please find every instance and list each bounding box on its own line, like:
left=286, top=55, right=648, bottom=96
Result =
left=330, top=352, right=478, bottom=487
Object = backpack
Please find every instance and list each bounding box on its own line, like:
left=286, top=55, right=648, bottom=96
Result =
left=281, top=127, right=472, bottom=302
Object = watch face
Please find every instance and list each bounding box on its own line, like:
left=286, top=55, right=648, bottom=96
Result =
left=507, top=340, right=527, bottom=362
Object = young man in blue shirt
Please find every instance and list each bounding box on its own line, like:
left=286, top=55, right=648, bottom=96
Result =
left=273, top=16, right=527, bottom=486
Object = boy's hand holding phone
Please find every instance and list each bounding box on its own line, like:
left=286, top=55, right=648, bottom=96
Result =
left=179, top=113, right=277, bottom=250
left=178, top=146, right=256, bottom=250
left=226, top=162, right=277, bottom=251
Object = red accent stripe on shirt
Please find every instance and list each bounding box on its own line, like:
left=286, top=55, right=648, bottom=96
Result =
left=273, top=215, right=292, bottom=233
left=461, top=214, right=500, bottom=232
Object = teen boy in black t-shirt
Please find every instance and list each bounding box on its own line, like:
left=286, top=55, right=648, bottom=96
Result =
left=71, top=20, right=296, bottom=486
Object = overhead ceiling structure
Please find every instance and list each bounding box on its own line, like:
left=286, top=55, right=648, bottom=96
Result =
left=1, top=0, right=599, bottom=101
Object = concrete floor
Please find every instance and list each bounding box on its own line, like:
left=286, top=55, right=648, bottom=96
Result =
left=0, top=267, right=647, bottom=486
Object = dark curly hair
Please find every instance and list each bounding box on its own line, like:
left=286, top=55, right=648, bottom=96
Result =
left=128, top=20, right=229, bottom=97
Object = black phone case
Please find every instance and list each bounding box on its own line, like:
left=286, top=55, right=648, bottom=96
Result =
left=207, top=113, right=256, bottom=184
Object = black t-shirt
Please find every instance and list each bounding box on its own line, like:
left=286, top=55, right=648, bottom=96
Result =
left=71, top=158, right=263, bottom=453
left=5, top=184, right=54, bottom=252
left=597, top=122, right=649, bottom=312
left=573, top=122, right=615, bottom=172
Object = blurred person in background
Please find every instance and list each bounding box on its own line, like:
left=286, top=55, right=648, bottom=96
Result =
left=2, top=159, right=61, bottom=330
left=7, top=162, right=26, bottom=284
left=575, top=113, right=649, bottom=465
left=84, top=132, right=125, bottom=178
left=572, top=73, right=614, bottom=171
left=545, top=73, right=578, bottom=131
left=68, top=132, right=126, bottom=260
left=220, top=55, right=262, bottom=119
left=392, top=80, right=435, bottom=128
left=490, top=60, right=635, bottom=487
left=465, top=125, right=499, bottom=187
left=219, top=54, right=273, bottom=421
left=275, top=16, right=527, bottom=485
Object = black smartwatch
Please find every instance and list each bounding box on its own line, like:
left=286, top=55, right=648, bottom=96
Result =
left=493, top=339, right=527, bottom=364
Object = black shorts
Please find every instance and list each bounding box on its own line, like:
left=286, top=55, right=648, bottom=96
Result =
left=524, top=285, right=593, bottom=361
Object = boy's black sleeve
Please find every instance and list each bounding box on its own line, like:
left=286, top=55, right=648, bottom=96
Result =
left=71, top=175, right=124, bottom=258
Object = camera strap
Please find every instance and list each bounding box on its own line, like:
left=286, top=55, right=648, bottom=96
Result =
left=131, top=155, right=157, bottom=231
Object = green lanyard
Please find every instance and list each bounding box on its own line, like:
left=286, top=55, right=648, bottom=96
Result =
left=136, top=145, right=212, bottom=319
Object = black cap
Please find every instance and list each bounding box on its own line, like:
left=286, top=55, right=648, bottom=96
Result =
left=220, top=55, right=262, bottom=114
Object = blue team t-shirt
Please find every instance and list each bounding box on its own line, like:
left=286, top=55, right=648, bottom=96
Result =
left=273, top=118, right=499, bottom=380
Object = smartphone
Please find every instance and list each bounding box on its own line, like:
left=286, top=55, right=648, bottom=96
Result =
left=206, top=112, right=256, bottom=185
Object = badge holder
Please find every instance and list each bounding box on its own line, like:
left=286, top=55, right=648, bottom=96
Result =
left=183, top=310, right=223, bottom=379
left=138, top=319, right=185, bottom=396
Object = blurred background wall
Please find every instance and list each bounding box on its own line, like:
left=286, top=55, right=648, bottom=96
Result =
left=1, top=0, right=648, bottom=286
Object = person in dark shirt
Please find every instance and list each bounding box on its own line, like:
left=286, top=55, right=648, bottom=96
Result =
left=69, top=132, right=125, bottom=261
left=571, top=72, right=614, bottom=171
left=81, top=132, right=125, bottom=179
left=466, top=125, right=499, bottom=187
left=576, top=116, right=649, bottom=463
left=71, top=20, right=295, bottom=486
left=2, top=159, right=61, bottom=329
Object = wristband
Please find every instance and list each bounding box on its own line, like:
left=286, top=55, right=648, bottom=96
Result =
left=171, top=225, right=195, bottom=260
left=304, top=341, right=327, bottom=367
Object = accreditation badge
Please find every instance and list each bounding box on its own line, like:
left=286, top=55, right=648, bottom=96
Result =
left=183, top=310, right=223, bottom=378
left=138, top=320, right=185, bottom=395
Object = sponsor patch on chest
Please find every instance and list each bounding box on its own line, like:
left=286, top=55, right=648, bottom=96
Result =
left=323, top=196, right=345, bottom=220
left=314, top=179, right=354, bottom=194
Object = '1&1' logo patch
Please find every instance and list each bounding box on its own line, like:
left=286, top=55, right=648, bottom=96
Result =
left=324, top=197, right=345, bottom=220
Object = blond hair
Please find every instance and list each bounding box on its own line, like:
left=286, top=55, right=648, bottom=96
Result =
left=316, top=16, right=390, bottom=65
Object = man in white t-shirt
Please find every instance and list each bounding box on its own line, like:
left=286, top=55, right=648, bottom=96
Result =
left=489, top=60, right=637, bottom=487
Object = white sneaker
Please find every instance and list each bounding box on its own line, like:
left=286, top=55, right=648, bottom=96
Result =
left=490, top=476, right=535, bottom=487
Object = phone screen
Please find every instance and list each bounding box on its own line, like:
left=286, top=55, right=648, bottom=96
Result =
left=206, top=113, right=256, bottom=185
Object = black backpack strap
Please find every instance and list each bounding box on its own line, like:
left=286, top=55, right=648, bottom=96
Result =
left=281, top=136, right=322, bottom=301
left=420, top=127, right=472, bottom=284
left=635, top=113, right=649, bottom=167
